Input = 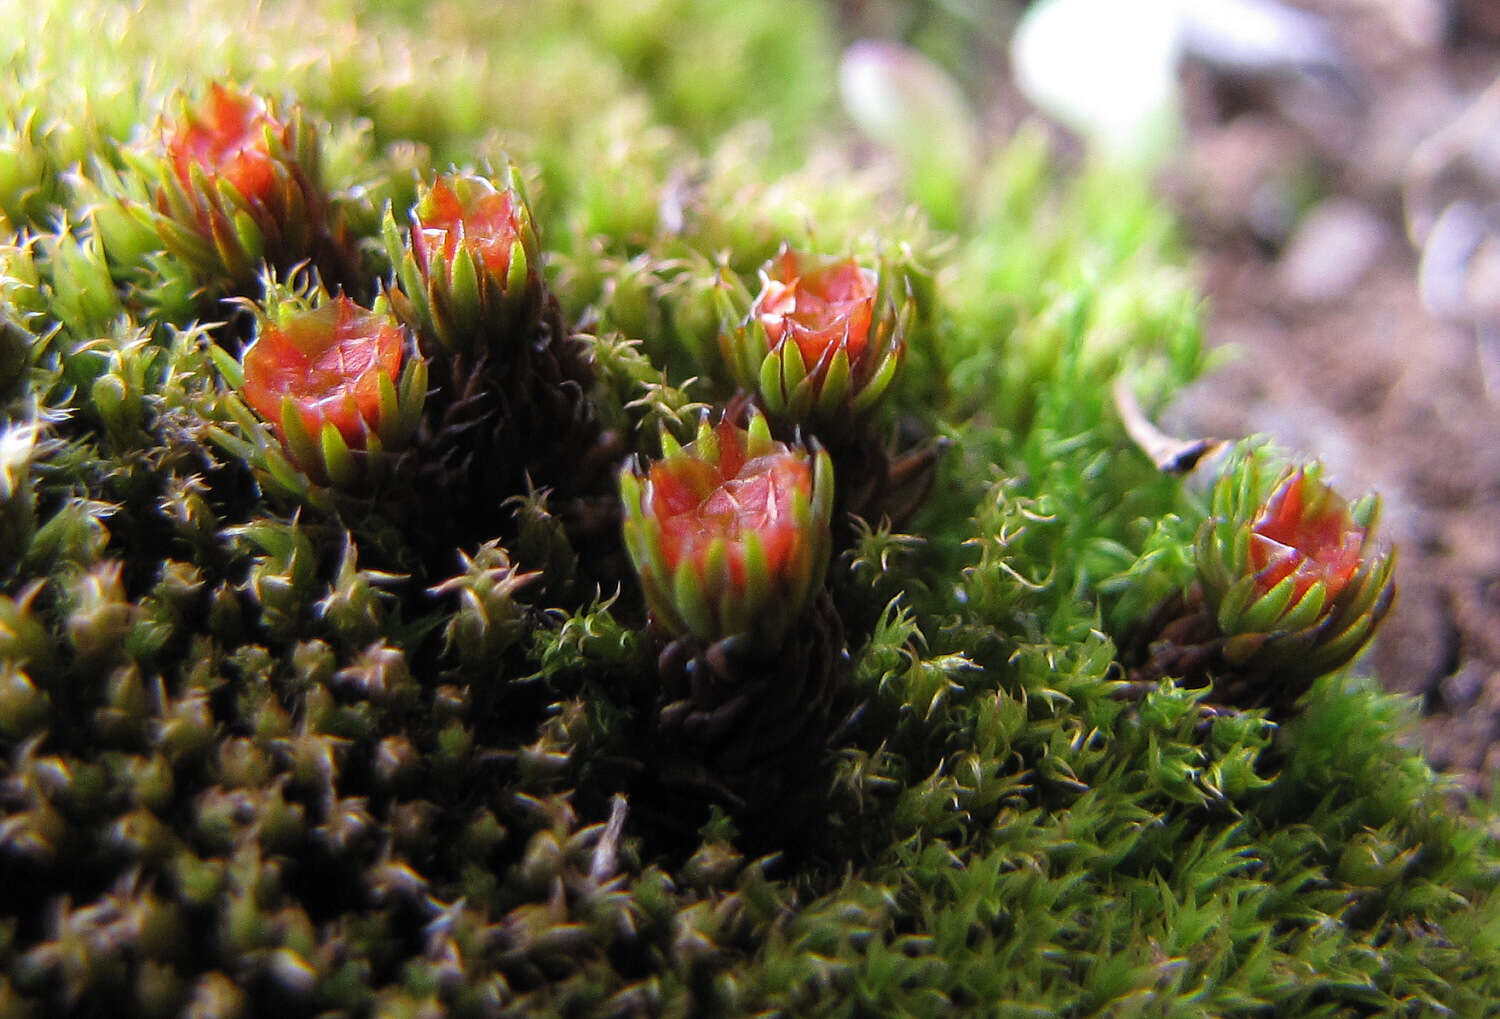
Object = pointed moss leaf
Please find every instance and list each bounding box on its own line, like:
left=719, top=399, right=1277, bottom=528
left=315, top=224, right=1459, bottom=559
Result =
left=1200, top=552, right=1233, bottom=603
left=381, top=204, right=411, bottom=284
left=703, top=537, right=730, bottom=607
left=203, top=423, right=255, bottom=464
left=1239, top=572, right=1297, bottom=634
left=747, top=410, right=773, bottom=453
left=90, top=372, right=127, bottom=424
left=621, top=517, right=645, bottom=567
left=279, top=395, right=320, bottom=471
left=722, top=327, right=751, bottom=391
left=424, top=280, right=452, bottom=346
left=741, top=528, right=772, bottom=614
left=642, top=514, right=668, bottom=593
left=1326, top=550, right=1393, bottom=631
left=818, top=347, right=852, bottom=417
left=619, top=470, right=644, bottom=520
left=811, top=448, right=834, bottom=525
left=1306, top=613, right=1375, bottom=674
left=1228, top=521, right=1251, bottom=577
left=164, top=171, right=198, bottom=222
left=672, top=558, right=714, bottom=640
left=156, top=215, right=214, bottom=263
left=1351, top=492, right=1381, bottom=531
left=262, top=443, right=309, bottom=499
left=1216, top=574, right=1258, bottom=634
left=786, top=486, right=817, bottom=605
left=744, top=318, right=772, bottom=381
left=320, top=420, right=357, bottom=488
left=780, top=334, right=808, bottom=392
left=712, top=282, right=740, bottom=328
left=1236, top=458, right=1260, bottom=509
left=231, top=208, right=264, bottom=262
left=209, top=343, right=244, bottom=389
left=642, top=573, right=687, bottom=637
left=506, top=238, right=528, bottom=296
left=220, top=394, right=266, bottom=436
left=698, top=421, right=720, bottom=466
left=1277, top=580, right=1327, bottom=634
left=213, top=171, right=248, bottom=212
left=375, top=369, right=400, bottom=434
left=1370, top=550, right=1397, bottom=604
left=759, top=344, right=787, bottom=414
left=450, top=247, right=481, bottom=333
left=810, top=530, right=832, bottom=600
left=852, top=342, right=900, bottom=415
left=397, top=357, right=428, bottom=438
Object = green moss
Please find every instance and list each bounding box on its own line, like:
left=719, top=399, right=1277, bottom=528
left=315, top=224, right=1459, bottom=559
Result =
left=1, top=0, right=1496, bottom=1015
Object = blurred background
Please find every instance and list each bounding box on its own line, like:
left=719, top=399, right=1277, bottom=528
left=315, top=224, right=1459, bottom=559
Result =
left=834, top=0, right=1500, bottom=791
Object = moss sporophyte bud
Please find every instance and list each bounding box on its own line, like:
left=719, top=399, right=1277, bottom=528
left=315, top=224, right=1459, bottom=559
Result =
left=620, top=412, right=834, bottom=645
left=239, top=295, right=425, bottom=487
left=1197, top=460, right=1395, bottom=681
left=413, top=178, right=523, bottom=281
left=167, top=84, right=283, bottom=213
left=385, top=170, right=540, bottom=353
left=721, top=247, right=907, bottom=425
left=153, top=83, right=325, bottom=286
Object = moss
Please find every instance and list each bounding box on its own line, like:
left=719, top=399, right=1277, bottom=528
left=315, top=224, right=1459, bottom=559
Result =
left=0, top=0, right=1496, bottom=1015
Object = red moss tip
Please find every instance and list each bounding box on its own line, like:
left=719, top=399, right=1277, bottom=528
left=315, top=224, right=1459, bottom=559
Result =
left=650, top=420, right=812, bottom=587
left=167, top=83, right=284, bottom=206
left=620, top=413, right=835, bottom=643
left=412, top=177, right=523, bottom=280
left=242, top=296, right=404, bottom=447
left=1249, top=469, right=1364, bottom=605
left=752, top=249, right=876, bottom=372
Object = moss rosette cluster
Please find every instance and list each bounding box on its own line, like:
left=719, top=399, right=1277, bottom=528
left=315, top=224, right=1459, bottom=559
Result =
left=620, top=412, right=833, bottom=645
left=384, top=169, right=541, bottom=354
left=232, top=293, right=426, bottom=489
left=147, top=83, right=324, bottom=287
left=9, top=4, right=1500, bottom=1011
left=720, top=247, right=907, bottom=427
left=1197, top=456, right=1396, bottom=680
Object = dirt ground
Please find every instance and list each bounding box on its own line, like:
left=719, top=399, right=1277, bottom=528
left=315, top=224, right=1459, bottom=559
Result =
left=1157, top=0, right=1500, bottom=793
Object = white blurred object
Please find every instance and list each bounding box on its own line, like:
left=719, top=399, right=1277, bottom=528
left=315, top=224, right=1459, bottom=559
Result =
left=1011, top=0, right=1183, bottom=165
left=1012, top=0, right=1346, bottom=166
left=839, top=40, right=979, bottom=219
left=1405, top=75, right=1500, bottom=397
left=1277, top=197, right=1390, bottom=304
left=839, top=40, right=977, bottom=166
left=1179, top=0, right=1341, bottom=78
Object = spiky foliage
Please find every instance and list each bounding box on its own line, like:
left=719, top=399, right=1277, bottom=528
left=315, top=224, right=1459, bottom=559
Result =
left=384, top=168, right=543, bottom=357
left=376, top=163, right=614, bottom=584
left=1200, top=452, right=1397, bottom=682
left=1118, top=447, right=1398, bottom=717
left=620, top=410, right=833, bottom=646
left=719, top=246, right=909, bottom=432
left=85, top=82, right=360, bottom=302
left=210, top=281, right=427, bottom=491
left=0, top=1, right=1495, bottom=1017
